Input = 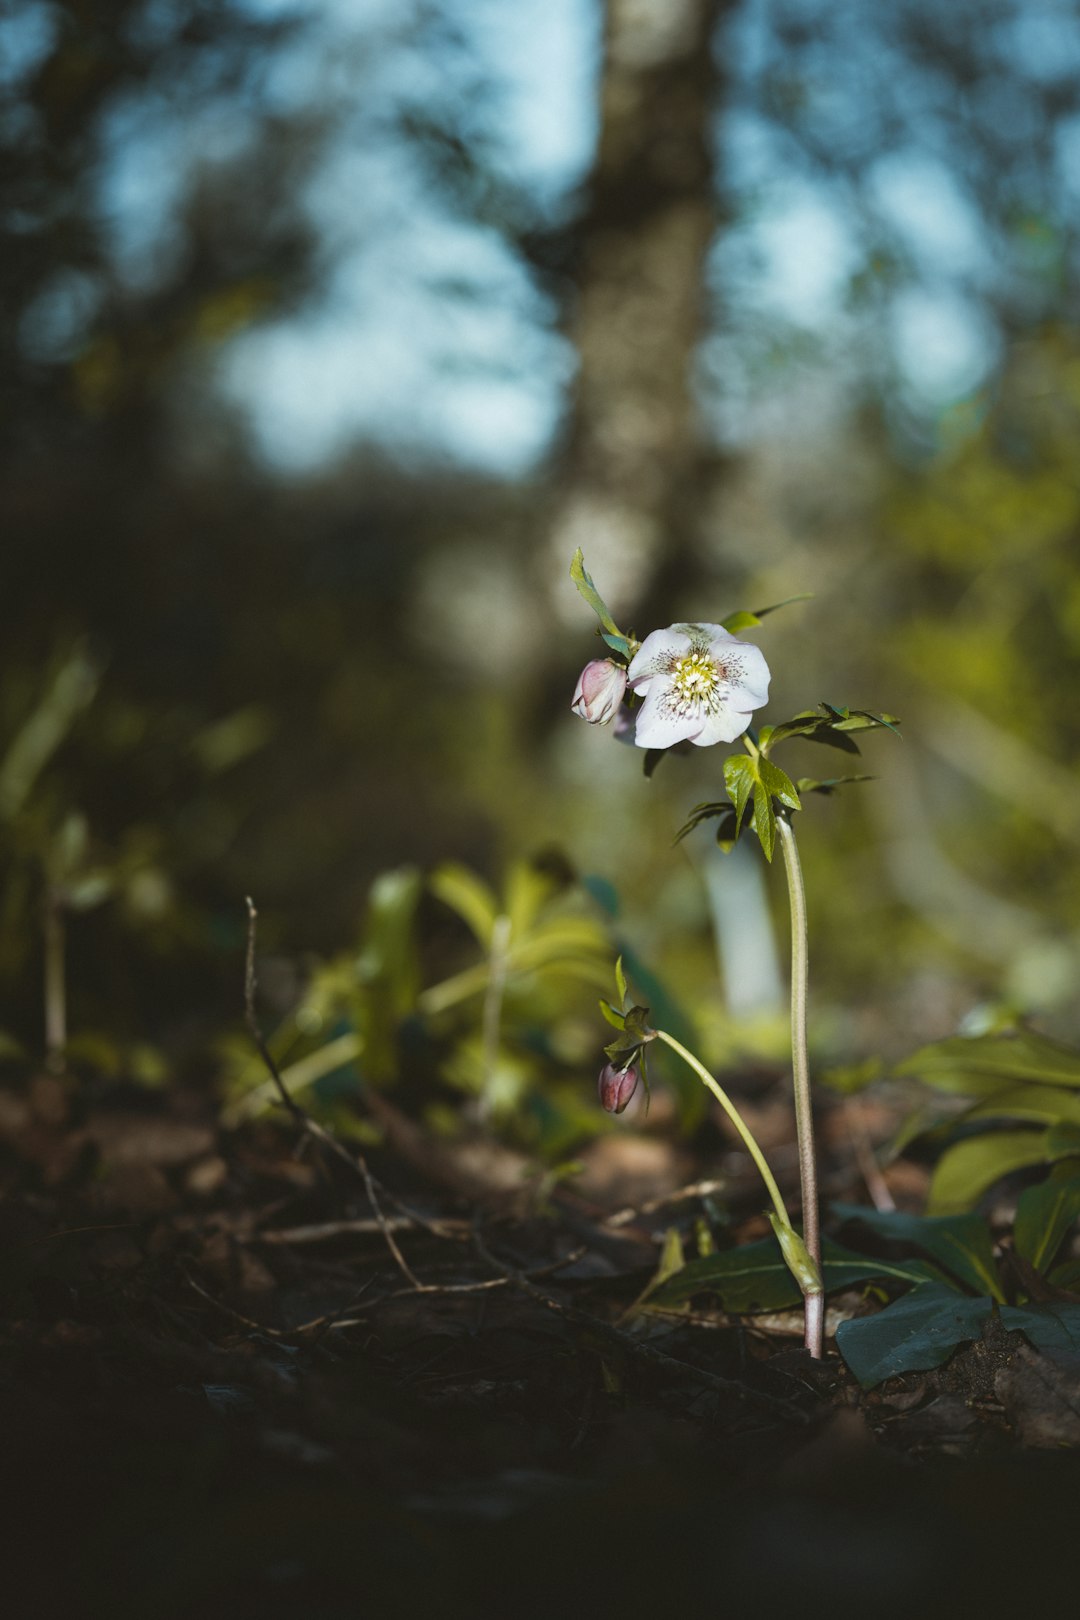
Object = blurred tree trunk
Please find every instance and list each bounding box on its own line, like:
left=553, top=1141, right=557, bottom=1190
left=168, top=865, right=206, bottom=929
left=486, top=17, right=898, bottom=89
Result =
left=549, top=0, right=728, bottom=614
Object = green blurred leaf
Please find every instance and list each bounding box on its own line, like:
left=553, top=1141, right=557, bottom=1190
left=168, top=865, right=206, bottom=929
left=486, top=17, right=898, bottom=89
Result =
left=832, top=1203, right=1002, bottom=1299
left=796, top=775, right=876, bottom=796
left=818, top=1057, right=884, bottom=1095
left=927, top=1129, right=1050, bottom=1214
left=430, top=861, right=498, bottom=946
left=0, top=643, right=100, bottom=821
left=897, top=1028, right=1080, bottom=1094
left=964, top=1084, right=1080, bottom=1128
left=835, top=1285, right=994, bottom=1388
left=1013, top=1174, right=1080, bottom=1273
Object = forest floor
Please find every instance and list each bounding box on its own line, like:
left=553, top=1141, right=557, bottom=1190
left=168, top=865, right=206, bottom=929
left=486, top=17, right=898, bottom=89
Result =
left=3, top=1068, right=1080, bottom=1619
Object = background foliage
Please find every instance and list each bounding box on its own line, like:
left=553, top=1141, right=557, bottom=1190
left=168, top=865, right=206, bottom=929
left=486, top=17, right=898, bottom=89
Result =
left=3, top=0, right=1079, bottom=1096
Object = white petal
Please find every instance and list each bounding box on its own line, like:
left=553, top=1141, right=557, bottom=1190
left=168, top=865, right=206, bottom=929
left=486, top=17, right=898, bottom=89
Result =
left=633, top=682, right=704, bottom=749
left=689, top=702, right=756, bottom=747
left=715, top=639, right=771, bottom=706
left=627, top=626, right=691, bottom=693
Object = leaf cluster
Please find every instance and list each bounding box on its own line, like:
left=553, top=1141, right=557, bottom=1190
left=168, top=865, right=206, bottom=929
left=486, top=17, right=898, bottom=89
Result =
left=894, top=1024, right=1080, bottom=1213
left=644, top=1186, right=1080, bottom=1388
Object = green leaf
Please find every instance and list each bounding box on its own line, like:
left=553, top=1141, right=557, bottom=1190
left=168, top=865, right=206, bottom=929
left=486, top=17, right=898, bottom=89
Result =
left=429, top=863, right=498, bottom=948
left=614, top=955, right=628, bottom=1006
left=964, top=1084, right=1080, bottom=1128
left=763, top=703, right=901, bottom=758
left=926, top=1129, right=1050, bottom=1215
left=1013, top=1174, right=1080, bottom=1273
left=796, top=775, right=876, bottom=796
left=818, top=1057, right=884, bottom=1095
left=832, top=1203, right=1003, bottom=1300
left=719, top=594, right=812, bottom=634
left=758, top=758, right=801, bottom=811
left=896, top=1027, right=1080, bottom=1094
left=835, top=1286, right=994, bottom=1388
left=673, top=800, right=732, bottom=845
left=569, top=550, right=633, bottom=658
left=598, top=998, right=626, bottom=1031
left=753, top=786, right=777, bottom=862
left=998, top=1302, right=1080, bottom=1353
left=648, top=1236, right=944, bottom=1315
left=723, top=756, right=755, bottom=835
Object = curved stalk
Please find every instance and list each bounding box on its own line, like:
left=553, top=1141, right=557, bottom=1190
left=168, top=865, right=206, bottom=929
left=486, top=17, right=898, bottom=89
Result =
left=775, top=812, right=822, bottom=1358
left=652, top=1029, right=791, bottom=1233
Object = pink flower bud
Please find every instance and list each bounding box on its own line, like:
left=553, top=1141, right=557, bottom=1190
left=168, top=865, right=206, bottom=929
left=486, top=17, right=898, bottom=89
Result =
left=598, top=1060, right=639, bottom=1115
left=571, top=659, right=628, bottom=725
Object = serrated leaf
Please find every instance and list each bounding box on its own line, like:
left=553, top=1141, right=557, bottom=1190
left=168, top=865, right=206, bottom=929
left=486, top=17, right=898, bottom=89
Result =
left=723, top=755, right=755, bottom=834
left=835, top=1286, right=994, bottom=1388
left=673, top=800, right=732, bottom=845
left=1013, top=1174, right=1080, bottom=1273
left=758, top=758, right=801, bottom=811
left=832, top=1203, right=1003, bottom=1300
left=926, top=1129, right=1050, bottom=1214
left=752, top=786, right=777, bottom=862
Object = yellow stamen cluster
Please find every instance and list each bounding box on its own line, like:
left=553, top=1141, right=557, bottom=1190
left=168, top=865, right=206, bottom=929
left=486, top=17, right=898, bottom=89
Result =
left=670, top=650, right=723, bottom=713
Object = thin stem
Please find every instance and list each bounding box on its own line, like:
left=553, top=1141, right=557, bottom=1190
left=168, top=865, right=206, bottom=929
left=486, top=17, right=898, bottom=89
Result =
left=775, top=813, right=822, bottom=1358
left=43, top=886, right=66, bottom=1074
left=652, top=1029, right=791, bottom=1233
left=478, top=913, right=512, bottom=1121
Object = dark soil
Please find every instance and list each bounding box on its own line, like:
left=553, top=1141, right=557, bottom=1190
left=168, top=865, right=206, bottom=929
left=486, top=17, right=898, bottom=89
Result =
left=3, top=1074, right=1079, bottom=1619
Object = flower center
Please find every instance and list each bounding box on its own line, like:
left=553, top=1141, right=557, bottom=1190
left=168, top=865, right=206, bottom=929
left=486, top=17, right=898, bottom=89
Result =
left=671, top=650, right=722, bottom=709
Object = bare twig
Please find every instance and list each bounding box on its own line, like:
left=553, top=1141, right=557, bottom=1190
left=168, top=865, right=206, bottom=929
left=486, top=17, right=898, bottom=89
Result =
left=471, top=1228, right=812, bottom=1423
left=243, top=896, right=423, bottom=1290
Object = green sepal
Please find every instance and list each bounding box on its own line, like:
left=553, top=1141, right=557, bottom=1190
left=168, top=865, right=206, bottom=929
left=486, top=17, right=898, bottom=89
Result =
left=598, top=998, right=626, bottom=1031
left=614, top=955, right=629, bottom=1006
left=769, top=1213, right=823, bottom=1295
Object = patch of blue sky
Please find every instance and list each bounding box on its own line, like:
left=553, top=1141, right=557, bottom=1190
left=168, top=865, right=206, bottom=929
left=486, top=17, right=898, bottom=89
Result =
left=889, top=286, right=1001, bottom=405
left=868, top=154, right=989, bottom=283
left=0, top=1, right=57, bottom=88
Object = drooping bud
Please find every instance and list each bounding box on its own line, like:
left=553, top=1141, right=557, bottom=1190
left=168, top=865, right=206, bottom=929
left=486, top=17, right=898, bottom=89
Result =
left=598, top=1060, right=640, bottom=1115
left=571, top=660, right=628, bottom=725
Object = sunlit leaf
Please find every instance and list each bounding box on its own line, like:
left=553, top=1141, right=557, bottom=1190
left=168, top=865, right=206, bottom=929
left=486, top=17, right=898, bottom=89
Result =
left=926, top=1129, right=1050, bottom=1214
left=897, top=1027, right=1080, bottom=1093
left=719, top=594, right=812, bottom=633
left=429, top=863, right=498, bottom=947
left=1013, top=1173, right=1080, bottom=1273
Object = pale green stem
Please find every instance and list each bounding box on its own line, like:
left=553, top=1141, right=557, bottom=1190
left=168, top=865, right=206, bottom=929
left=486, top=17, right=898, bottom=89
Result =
left=652, top=1028, right=791, bottom=1233
left=775, top=812, right=823, bottom=1358
left=478, top=913, right=512, bottom=1119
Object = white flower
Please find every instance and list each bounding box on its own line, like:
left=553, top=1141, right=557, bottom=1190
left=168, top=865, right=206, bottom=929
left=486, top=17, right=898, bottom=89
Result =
left=627, top=623, right=770, bottom=749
